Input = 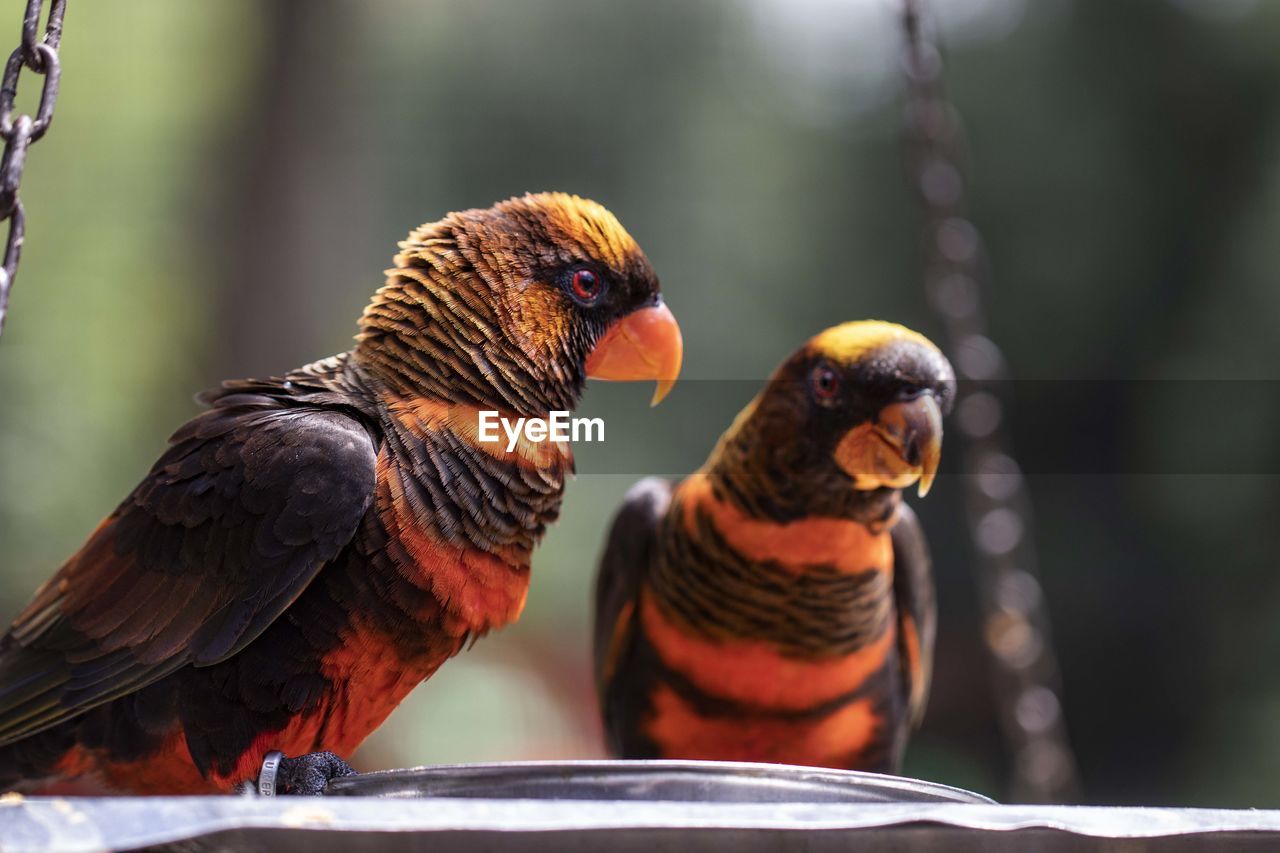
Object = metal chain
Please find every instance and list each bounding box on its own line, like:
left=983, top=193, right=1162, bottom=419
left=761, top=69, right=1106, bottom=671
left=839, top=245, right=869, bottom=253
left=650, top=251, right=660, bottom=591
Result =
left=898, top=0, right=1081, bottom=803
left=0, top=0, right=64, bottom=338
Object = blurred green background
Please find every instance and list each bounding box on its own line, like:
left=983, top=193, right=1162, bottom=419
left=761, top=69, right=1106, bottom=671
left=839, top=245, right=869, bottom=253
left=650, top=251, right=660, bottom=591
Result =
left=1, top=0, right=1279, bottom=806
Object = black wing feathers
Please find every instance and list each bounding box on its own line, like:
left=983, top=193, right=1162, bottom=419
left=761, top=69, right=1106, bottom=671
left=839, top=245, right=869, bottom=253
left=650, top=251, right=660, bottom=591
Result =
left=890, top=502, right=936, bottom=728
left=0, top=400, right=377, bottom=745
left=592, top=477, right=671, bottom=695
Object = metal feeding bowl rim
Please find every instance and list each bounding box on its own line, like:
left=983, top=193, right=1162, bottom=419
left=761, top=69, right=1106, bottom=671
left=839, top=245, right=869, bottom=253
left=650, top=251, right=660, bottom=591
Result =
left=323, top=759, right=994, bottom=804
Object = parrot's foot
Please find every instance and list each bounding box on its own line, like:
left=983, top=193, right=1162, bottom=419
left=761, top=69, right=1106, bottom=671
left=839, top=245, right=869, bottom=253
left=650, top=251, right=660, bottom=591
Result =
left=268, top=750, right=357, bottom=796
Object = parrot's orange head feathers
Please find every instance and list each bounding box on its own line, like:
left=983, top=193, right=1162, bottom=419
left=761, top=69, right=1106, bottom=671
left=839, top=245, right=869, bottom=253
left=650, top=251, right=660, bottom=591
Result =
left=355, top=192, right=682, bottom=412
left=710, top=321, right=954, bottom=520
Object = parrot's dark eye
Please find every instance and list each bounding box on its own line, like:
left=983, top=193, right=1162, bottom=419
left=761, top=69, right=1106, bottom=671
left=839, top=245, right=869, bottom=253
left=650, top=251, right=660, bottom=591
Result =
left=809, top=362, right=841, bottom=405
left=568, top=267, right=604, bottom=305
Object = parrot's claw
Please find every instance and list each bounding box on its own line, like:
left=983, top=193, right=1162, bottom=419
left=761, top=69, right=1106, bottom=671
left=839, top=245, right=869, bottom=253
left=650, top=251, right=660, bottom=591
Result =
left=270, top=751, right=357, bottom=796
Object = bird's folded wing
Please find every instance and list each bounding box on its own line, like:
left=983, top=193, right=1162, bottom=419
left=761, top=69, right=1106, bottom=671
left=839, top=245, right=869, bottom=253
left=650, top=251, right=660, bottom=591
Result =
left=592, top=477, right=671, bottom=699
left=890, top=502, right=937, bottom=727
left=0, top=402, right=377, bottom=746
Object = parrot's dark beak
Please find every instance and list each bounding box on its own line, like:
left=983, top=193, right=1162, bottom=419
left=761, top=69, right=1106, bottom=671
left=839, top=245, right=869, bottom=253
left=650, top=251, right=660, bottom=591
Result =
left=834, top=393, right=944, bottom=497
left=585, top=298, right=683, bottom=405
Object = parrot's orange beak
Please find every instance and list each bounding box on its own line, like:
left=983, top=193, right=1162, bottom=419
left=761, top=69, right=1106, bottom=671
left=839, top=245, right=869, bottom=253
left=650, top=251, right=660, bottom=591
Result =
left=585, top=299, right=683, bottom=405
left=834, top=393, right=944, bottom=498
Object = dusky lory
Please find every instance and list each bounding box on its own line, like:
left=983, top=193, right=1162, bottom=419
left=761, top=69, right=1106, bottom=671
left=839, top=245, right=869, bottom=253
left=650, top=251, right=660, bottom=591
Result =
left=0, top=192, right=682, bottom=794
left=595, top=321, right=951, bottom=772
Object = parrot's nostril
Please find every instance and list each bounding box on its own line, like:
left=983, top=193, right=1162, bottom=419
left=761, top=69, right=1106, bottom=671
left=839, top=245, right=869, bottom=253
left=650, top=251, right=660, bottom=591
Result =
left=904, top=438, right=922, bottom=467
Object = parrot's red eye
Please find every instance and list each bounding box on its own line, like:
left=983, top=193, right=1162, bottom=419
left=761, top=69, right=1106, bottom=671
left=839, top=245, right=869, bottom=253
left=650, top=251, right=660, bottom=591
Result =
left=810, top=363, right=841, bottom=404
left=570, top=268, right=603, bottom=304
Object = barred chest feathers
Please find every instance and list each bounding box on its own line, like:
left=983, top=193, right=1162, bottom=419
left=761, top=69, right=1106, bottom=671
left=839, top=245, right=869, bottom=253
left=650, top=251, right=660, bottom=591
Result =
left=372, top=395, right=574, bottom=636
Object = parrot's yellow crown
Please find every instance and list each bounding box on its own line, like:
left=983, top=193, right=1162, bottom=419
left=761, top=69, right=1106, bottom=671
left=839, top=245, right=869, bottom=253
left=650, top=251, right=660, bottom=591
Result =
left=808, top=320, right=941, bottom=365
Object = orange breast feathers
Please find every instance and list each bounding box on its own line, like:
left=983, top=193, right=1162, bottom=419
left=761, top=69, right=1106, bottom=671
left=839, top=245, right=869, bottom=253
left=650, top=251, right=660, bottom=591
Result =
left=387, top=396, right=573, bottom=471
left=643, top=472, right=899, bottom=712
left=676, top=473, right=895, bottom=574
left=645, top=681, right=882, bottom=768
left=376, top=396, right=574, bottom=636
left=222, top=615, right=450, bottom=793
left=639, top=594, right=896, bottom=713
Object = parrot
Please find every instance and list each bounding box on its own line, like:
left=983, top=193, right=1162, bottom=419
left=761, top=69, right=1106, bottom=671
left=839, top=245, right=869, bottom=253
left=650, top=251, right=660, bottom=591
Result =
left=594, top=320, right=953, bottom=773
left=0, top=192, right=683, bottom=795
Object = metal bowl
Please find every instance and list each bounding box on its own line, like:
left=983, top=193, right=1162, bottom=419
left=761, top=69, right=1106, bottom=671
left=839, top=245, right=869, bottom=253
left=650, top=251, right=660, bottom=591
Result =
left=324, top=759, right=994, bottom=804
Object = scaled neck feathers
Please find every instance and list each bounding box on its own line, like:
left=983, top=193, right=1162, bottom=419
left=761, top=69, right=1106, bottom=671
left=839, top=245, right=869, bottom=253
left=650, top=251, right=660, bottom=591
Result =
left=351, top=220, right=584, bottom=417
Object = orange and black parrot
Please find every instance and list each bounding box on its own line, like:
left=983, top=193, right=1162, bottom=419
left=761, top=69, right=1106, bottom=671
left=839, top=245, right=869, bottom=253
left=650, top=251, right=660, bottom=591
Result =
left=594, top=321, right=952, bottom=772
left=0, top=192, right=682, bottom=794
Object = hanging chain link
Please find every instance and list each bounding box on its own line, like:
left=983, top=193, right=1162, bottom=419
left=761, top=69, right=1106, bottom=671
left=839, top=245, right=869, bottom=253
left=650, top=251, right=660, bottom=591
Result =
left=898, top=0, right=1081, bottom=803
left=0, top=0, right=64, bottom=338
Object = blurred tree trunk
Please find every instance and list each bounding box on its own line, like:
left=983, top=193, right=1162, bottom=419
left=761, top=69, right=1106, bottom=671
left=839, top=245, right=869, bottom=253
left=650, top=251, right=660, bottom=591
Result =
left=211, top=0, right=376, bottom=382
